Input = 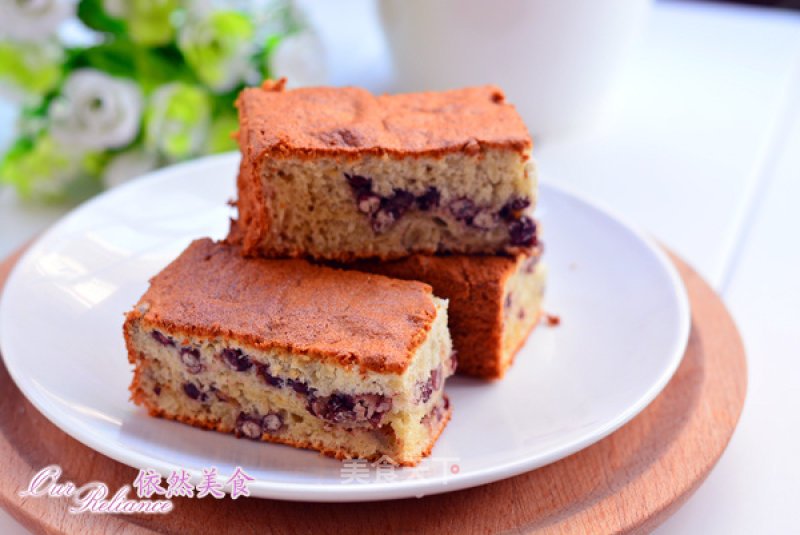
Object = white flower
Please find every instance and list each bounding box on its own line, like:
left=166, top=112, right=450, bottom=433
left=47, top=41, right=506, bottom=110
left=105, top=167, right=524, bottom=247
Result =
left=269, top=30, right=327, bottom=88
left=49, top=69, right=143, bottom=150
left=0, top=0, right=78, bottom=42
left=103, top=148, right=159, bottom=189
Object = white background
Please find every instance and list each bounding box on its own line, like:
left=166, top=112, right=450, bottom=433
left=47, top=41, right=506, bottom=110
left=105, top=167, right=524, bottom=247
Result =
left=1, top=0, right=799, bottom=533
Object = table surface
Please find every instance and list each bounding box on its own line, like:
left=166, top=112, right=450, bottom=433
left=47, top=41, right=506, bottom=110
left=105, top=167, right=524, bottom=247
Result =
left=1, top=1, right=798, bottom=533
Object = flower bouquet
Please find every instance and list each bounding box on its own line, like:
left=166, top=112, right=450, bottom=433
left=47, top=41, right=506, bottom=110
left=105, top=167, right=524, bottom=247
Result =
left=0, top=0, right=325, bottom=202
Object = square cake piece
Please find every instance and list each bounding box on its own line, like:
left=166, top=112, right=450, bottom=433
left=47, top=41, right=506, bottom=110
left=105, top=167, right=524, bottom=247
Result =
left=234, top=79, right=538, bottom=261
left=124, top=239, right=455, bottom=466
left=348, top=251, right=546, bottom=379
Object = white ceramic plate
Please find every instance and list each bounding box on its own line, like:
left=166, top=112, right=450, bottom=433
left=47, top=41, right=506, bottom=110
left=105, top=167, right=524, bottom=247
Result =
left=0, top=153, right=690, bottom=502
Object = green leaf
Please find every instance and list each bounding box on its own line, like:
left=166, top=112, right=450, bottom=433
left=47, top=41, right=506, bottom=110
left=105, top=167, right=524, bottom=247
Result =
left=0, top=40, right=63, bottom=96
left=254, top=33, right=283, bottom=80
left=0, top=134, right=104, bottom=203
left=133, top=45, right=194, bottom=94
left=66, top=40, right=197, bottom=95
left=126, top=0, right=180, bottom=47
left=77, top=0, right=126, bottom=34
left=0, top=135, right=66, bottom=198
left=82, top=150, right=111, bottom=177
left=207, top=112, right=239, bottom=153
left=67, top=39, right=138, bottom=78
left=0, top=137, right=35, bottom=167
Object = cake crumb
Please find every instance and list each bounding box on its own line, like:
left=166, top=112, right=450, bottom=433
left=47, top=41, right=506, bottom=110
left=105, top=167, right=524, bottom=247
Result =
left=545, top=314, right=561, bottom=327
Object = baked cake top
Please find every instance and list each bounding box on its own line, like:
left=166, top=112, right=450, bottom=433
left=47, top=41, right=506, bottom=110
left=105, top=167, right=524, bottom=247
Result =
left=236, top=79, right=532, bottom=160
left=126, top=239, right=438, bottom=374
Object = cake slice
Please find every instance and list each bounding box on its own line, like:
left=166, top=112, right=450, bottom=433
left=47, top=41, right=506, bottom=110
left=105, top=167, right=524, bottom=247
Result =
left=124, top=239, right=455, bottom=465
left=348, top=251, right=546, bottom=379
left=234, top=79, right=538, bottom=261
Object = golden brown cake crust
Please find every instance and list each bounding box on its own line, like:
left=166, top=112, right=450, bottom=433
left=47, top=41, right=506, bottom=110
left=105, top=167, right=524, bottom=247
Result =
left=124, top=239, right=437, bottom=374
left=236, top=79, right=532, bottom=161
left=348, top=254, right=520, bottom=379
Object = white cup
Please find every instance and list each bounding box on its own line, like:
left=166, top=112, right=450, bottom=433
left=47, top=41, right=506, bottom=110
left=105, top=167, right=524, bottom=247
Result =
left=379, top=0, right=651, bottom=139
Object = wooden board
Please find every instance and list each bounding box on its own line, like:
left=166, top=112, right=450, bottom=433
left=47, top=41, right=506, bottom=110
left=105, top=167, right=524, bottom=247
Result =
left=0, top=247, right=747, bottom=535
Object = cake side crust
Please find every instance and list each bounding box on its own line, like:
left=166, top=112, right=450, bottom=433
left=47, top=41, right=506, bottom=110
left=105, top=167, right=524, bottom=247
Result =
left=346, top=254, right=516, bottom=378
left=344, top=250, right=544, bottom=379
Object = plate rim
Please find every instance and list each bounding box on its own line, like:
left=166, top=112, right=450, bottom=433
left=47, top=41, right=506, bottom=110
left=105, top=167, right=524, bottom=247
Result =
left=0, top=152, right=691, bottom=502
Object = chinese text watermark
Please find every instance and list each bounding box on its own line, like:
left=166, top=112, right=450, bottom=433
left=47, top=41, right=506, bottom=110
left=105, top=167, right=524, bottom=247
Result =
left=19, top=464, right=255, bottom=514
